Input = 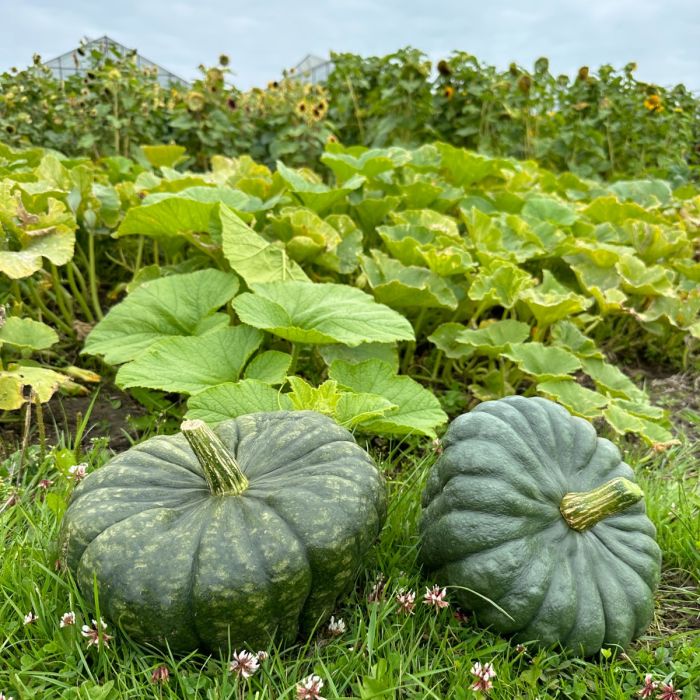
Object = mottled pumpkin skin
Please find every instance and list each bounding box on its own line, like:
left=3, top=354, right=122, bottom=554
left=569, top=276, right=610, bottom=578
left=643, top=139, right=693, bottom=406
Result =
left=419, top=396, right=661, bottom=656
left=60, top=411, right=386, bottom=651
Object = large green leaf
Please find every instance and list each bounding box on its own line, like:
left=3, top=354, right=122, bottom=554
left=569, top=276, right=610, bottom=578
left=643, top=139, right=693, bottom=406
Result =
left=550, top=321, right=603, bottom=358
left=468, top=263, right=534, bottom=309
left=521, top=195, right=577, bottom=226
left=318, top=342, right=399, bottom=370
left=360, top=250, right=459, bottom=310
left=329, top=359, right=447, bottom=437
left=536, top=379, right=609, bottom=419
left=389, top=209, right=460, bottom=239
left=220, top=205, right=309, bottom=285
left=377, top=224, right=473, bottom=276
left=243, top=350, right=292, bottom=385
left=580, top=357, right=647, bottom=400
left=615, top=254, right=675, bottom=297
left=115, top=197, right=218, bottom=238
left=334, top=392, right=398, bottom=428
left=442, top=319, right=532, bottom=358
left=437, top=143, right=511, bottom=187
left=143, top=186, right=260, bottom=213
left=83, top=269, right=239, bottom=365
left=353, top=195, right=402, bottom=230
left=519, top=270, right=592, bottom=326
left=276, top=161, right=364, bottom=214
left=233, top=281, right=414, bottom=346
left=604, top=400, right=676, bottom=446
left=115, top=325, right=263, bottom=394
left=321, top=146, right=409, bottom=182
left=186, top=379, right=293, bottom=423
left=141, top=144, right=187, bottom=169
left=428, top=323, right=475, bottom=360
left=503, top=343, right=582, bottom=379
left=0, top=317, right=58, bottom=351
left=0, top=187, right=76, bottom=278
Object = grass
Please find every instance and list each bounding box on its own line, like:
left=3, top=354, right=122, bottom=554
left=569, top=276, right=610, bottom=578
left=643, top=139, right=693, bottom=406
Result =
left=0, top=423, right=698, bottom=699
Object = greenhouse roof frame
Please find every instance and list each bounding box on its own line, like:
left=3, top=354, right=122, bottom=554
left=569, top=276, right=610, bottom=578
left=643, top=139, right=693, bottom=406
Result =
left=43, top=36, right=190, bottom=87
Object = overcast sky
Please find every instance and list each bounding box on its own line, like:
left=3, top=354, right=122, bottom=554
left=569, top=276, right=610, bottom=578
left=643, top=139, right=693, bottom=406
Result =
left=1, top=0, right=698, bottom=92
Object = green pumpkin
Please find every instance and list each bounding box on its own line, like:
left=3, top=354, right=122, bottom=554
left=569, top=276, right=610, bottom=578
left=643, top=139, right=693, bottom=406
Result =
left=419, top=396, right=661, bottom=656
left=60, top=411, right=386, bottom=651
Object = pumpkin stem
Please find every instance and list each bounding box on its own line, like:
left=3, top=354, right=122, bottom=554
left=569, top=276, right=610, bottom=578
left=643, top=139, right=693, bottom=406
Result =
left=560, top=477, right=643, bottom=532
left=181, top=419, right=248, bottom=496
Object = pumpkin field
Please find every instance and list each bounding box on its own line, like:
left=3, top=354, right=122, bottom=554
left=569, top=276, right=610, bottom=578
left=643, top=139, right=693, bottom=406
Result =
left=0, top=44, right=698, bottom=699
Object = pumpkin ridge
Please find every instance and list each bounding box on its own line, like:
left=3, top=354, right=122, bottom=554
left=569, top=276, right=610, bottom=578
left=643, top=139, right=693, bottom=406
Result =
left=587, top=540, right=637, bottom=648
left=520, top=535, right=578, bottom=644
left=251, top=491, right=321, bottom=625
left=476, top=400, right=565, bottom=474
left=588, top=527, right=658, bottom=596
left=135, top=435, right=209, bottom=477
left=185, top=501, right=215, bottom=648
left=591, top=527, right=655, bottom=642
left=434, top=472, right=559, bottom=514
left=433, top=442, right=557, bottom=504
left=243, top=438, right=369, bottom=480
left=248, top=460, right=374, bottom=490
left=428, top=513, right=565, bottom=571
left=454, top=411, right=569, bottom=495
left=511, top=527, right=573, bottom=633
left=64, top=497, right=207, bottom=568
left=560, top=538, right=604, bottom=652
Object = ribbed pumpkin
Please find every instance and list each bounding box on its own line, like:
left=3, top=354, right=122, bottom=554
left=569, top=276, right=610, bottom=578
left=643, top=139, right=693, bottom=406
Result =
left=419, top=396, right=661, bottom=656
left=60, top=411, right=386, bottom=651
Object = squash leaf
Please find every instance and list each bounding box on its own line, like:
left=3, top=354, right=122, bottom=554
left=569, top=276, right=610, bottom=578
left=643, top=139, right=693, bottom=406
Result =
left=329, top=359, right=447, bottom=437
left=83, top=269, right=239, bottom=365
left=536, top=379, right=609, bottom=419
left=360, top=250, right=459, bottom=310
left=0, top=317, right=58, bottom=351
left=220, top=205, right=309, bottom=285
left=115, top=325, right=263, bottom=395
left=186, top=379, right=293, bottom=423
left=233, top=281, right=414, bottom=346
left=243, top=350, right=292, bottom=385
left=504, top=343, right=582, bottom=379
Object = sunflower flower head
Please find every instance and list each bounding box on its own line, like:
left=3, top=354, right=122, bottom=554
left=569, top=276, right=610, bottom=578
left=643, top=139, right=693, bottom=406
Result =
left=185, top=91, right=206, bottom=112
left=644, top=94, right=663, bottom=112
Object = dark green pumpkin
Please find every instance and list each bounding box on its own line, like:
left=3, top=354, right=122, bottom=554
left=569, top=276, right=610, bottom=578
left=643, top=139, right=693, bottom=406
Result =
left=419, top=396, right=661, bottom=656
left=60, top=411, right=386, bottom=651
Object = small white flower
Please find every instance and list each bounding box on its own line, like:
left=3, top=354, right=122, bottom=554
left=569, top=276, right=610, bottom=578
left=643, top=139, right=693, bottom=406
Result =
left=229, top=650, right=259, bottom=679
left=23, top=611, right=38, bottom=625
left=470, top=661, right=497, bottom=693
left=423, top=585, right=449, bottom=609
left=60, top=611, right=76, bottom=627
left=256, top=650, right=268, bottom=661
left=395, top=589, right=416, bottom=615
left=327, top=616, right=345, bottom=636
left=296, top=674, right=326, bottom=700
left=68, top=463, right=88, bottom=481
left=0, top=692, right=15, bottom=700
left=81, top=618, right=112, bottom=648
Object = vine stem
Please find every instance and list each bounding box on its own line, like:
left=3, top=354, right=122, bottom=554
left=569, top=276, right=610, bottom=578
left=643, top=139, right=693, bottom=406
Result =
left=288, top=342, right=301, bottom=376
left=87, top=234, right=103, bottom=320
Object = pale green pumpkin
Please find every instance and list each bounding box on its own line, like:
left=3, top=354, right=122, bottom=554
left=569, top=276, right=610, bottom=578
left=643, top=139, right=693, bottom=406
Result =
left=419, top=396, right=661, bottom=656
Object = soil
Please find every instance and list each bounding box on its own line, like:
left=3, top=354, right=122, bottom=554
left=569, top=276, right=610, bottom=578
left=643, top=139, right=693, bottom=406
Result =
left=0, top=388, right=147, bottom=461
